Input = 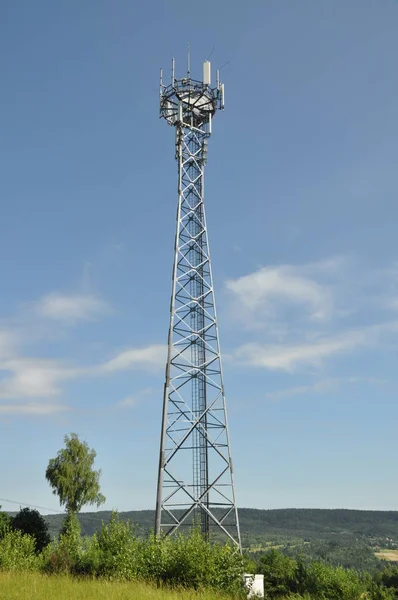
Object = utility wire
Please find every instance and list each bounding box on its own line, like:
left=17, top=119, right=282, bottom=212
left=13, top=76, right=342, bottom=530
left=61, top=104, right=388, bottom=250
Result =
left=0, top=496, right=147, bottom=526
left=0, top=496, right=110, bottom=523
left=206, top=46, right=216, bottom=61
left=0, top=497, right=60, bottom=513
left=219, top=60, right=231, bottom=71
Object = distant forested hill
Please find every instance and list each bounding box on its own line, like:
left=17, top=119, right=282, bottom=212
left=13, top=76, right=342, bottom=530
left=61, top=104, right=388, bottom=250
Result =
left=41, top=508, right=398, bottom=544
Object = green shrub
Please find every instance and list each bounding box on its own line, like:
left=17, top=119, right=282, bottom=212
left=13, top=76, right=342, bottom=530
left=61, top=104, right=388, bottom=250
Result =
left=141, top=528, right=243, bottom=593
left=0, top=529, right=38, bottom=571
left=43, top=513, right=83, bottom=574
left=92, top=512, right=143, bottom=579
left=140, top=533, right=174, bottom=582
left=380, top=565, right=398, bottom=591
left=365, top=581, right=397, bottom=600
left=257, top=549, right=388, bottom=600
left=158, top=529, right=214, bottom=588
left=74, top=513, right=244, bottom=593
left=260, top=549, right=299, bottom=597
left=209, top=541, right=244, bottom=592
left=303, top=561, right=364, bottom=600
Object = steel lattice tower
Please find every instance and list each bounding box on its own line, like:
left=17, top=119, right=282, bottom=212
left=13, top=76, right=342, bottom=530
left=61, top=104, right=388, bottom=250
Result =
left=155, top=56, right=241, bottom=550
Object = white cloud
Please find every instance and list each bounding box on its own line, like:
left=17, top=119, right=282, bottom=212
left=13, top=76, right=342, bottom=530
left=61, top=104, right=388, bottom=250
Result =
left=117, top=396, right=137, bottom=408
left=232, top=323, right=397, bottom=372
left=233, top=336, right=360, bottom=372
left=0, top=402, right=68, bottom=415
left=0, top=330, right=18, bottom=360
left=267, top=379, right=339, bottom=400
left=2, top=255, right=396, bottom=409
left=0, top=291, right=165, bottom=407
left=224, top=256, right=398, bottom=373
left=103, top=345, right=166, bottom=372
left=266, top=376, right=386, bottom=400
left=0, top=358, right=79, bottom=399
left=35, top=293, right=109, bottom=322
left=0, top=330, right=76, bottom=404
left=226, top=262, right=334, bottom=330
left=117, top=388, right=154, bottom=408
left=0, top=344, right=165, bottom=403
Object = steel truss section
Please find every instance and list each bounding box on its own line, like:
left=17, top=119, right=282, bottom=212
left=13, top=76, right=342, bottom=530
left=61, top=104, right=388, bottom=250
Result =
left=155, top=64, right=241, bottom=550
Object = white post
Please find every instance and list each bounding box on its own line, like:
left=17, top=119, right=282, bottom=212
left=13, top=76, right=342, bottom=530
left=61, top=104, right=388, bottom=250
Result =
left=243, top=573, right=264, bottom=599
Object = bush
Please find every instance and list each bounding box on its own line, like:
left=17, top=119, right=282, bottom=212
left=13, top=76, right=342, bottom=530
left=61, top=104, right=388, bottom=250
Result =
left=0, top=529, right=38, bottom=571
left=257, top=549, right=391, bottom=600
left=259, top=549, right=299, bottom=597
left=5, top=515, right=397, bottom=600
left=365, top=581, right=396, bottom=600
left=302, top=561, right=364, bottom=600
left=87, top=513, right=143, bottom=579
left=43, top=513, right=83, bottom=574
left=380, top=565, right=398, bottom=591
left=44, top=512, right=244, bottom=593
left=154, top=529, right=215, bottom=589
left=140, top=528, right=243, bottom=592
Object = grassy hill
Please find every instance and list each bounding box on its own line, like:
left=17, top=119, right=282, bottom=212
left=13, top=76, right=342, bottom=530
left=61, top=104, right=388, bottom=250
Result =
left=42, top=507, right=398, bottom=545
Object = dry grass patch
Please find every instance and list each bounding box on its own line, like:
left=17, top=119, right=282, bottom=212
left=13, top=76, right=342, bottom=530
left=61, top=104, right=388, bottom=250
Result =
left=375, top=549, right=398, bottom=562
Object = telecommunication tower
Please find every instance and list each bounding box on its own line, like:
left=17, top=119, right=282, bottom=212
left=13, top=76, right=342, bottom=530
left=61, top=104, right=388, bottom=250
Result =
left=155, top=54, right=241, bottom=550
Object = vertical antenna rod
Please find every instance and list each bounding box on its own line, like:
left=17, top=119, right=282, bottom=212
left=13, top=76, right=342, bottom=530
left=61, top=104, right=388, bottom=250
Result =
left=155, top=55, right=241, bottom=550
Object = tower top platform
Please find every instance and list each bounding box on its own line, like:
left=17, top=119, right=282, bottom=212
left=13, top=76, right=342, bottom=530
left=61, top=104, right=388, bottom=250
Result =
left=160, top=59, right=224, bottom=127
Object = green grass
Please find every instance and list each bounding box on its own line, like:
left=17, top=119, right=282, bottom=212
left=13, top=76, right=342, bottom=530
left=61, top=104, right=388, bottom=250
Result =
left=0, top=573, right=243, bottom=600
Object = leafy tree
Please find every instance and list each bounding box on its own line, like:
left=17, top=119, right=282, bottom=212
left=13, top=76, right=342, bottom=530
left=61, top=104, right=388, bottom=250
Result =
left=259, top=549, right=299, bottom=598
left=45, top=433, right=105, bottom=522
left=0, top=505, right=11, bottom=538
left=11, top=507, right=51, bottom=553
left=380, top=565, right=398, bottom=592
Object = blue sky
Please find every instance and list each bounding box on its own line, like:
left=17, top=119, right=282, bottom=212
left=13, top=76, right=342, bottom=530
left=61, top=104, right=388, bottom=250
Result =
left=1, top=0, right=398, bottom=515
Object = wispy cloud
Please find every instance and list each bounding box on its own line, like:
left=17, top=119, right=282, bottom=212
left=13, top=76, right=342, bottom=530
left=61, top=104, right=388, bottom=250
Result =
left=0, top=357, right=79, bottom=399
left=117, top=396, right=137, bottom=408
left=2, top=255, right=397, bottom=410
left=233, top=333, right=362, bottom=372
left=0, top=344, right=165, bottom=404
left=34, top=293, right=109, bottom=322
left=102, top=345, right=166, bottom=373
left=386, top=298, right=398, bottom=311
left=266, top=376, right=386, bottom=400
left=0, top=402, right=68, bottom=415
left=0, top=330, right=19, bottom=360
left=117, top=388, right=154, bottom=409
left=0, top=288, right=166, bottom=411
left=232, top=322, right=398, bottom=372
left=267, top=379, right=339, bottom=400
left=225, top=258, right=341, bottom=331
left=225, top=256, right=398, bottom=372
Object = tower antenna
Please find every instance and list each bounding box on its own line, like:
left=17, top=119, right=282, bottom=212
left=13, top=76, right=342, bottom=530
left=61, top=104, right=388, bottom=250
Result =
left=155, top=55, right=241, bottom=550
